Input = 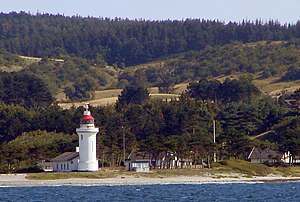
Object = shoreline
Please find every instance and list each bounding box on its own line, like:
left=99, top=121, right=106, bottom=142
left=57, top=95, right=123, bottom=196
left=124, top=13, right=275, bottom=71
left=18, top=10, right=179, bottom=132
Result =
left=1, top=174, right=300, bottom=187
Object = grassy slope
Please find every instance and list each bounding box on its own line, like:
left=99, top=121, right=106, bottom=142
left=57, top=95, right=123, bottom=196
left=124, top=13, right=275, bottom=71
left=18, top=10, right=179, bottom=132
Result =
left=58, top=71, right=300, bottom=109
left=57, top=75, right=299, bottom=109
left=253, top=76, right=300, bottom=95
left=213, top=73, right=300, bottom=95
left=58, top=93, right=181, bottom=109
left=0, top=55, right=42, bottom=72
left=1, top=40, right=299, bottom=108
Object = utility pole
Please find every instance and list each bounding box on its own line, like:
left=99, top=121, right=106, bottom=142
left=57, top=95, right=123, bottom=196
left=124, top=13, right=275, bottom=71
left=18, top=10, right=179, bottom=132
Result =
left=122, top=126, right=126, bottom=165
left=102, top=150, right=105, bottom=169
left=213, top=120, right=217, bottom=163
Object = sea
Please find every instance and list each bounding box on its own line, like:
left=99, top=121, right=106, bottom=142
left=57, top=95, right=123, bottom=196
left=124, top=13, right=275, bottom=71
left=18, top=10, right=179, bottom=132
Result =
left=0, top=182, right=299, bottom=201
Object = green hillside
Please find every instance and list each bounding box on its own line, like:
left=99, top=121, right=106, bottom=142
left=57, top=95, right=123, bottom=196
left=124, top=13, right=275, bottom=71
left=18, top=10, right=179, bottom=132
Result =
left=1, top=40, right=299, bottom=104
left=122, top=40, right=299, bottom=87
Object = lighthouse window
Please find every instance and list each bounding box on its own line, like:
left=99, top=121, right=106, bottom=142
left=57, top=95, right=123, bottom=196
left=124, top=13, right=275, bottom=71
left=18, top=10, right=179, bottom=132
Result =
left=80, top=120, right=94, bottom=124
left=81, top=135, right=83, bottom=140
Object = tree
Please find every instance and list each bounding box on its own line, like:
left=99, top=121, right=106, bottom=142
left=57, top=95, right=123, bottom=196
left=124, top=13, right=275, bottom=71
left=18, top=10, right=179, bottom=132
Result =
left=0, top=130, right=77, bottom=170
left=218, top=78, right=260, bottom=103
left=0, top=103, right=35, bottom=143
left=139, top=134, right=165, bottom=169
left=217, top=102, right=262, bottom=137
left=157, top=68, right=176, bottom=94
left=219, top=127, right=251, bottom=159
left=187, top=78, right=221, bottom=101
left=164, top=135, right=189, bottom=168
left=283, top=64, right=300, bottom=81
left=188, top=78, right=260, bottom=104
left=64, top=77, right=97, bottom=100
left=0, top=72, right=54, bottom=107
left=116, top=85, right=149, bottom=110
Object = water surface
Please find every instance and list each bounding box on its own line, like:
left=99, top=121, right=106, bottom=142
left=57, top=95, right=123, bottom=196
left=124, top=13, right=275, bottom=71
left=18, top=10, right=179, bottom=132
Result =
left=1, top=182, right=299, bottom=201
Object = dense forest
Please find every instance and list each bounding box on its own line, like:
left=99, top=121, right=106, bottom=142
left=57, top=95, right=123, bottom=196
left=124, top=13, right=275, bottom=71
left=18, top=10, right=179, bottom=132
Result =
left=0, top=13, right=299, bottom=172
left=0, top=12, right=300, bottom=66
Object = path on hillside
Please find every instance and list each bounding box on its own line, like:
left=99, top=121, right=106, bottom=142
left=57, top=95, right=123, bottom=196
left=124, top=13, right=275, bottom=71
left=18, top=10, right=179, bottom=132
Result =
left=249, top=130, right=275, bottom=140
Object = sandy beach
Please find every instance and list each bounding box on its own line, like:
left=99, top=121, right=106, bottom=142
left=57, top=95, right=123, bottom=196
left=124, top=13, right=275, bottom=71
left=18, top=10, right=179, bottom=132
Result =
left=1, top=174, right=300, bottom=187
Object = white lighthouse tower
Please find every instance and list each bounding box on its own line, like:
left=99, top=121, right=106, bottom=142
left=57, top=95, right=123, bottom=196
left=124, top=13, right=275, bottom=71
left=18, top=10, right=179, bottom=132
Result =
left=76, top=104, right=99, bottom=171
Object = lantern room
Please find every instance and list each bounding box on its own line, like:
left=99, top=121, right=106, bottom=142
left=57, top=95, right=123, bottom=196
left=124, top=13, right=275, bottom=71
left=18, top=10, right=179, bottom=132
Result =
left=79, top=104, right=96, bottom=128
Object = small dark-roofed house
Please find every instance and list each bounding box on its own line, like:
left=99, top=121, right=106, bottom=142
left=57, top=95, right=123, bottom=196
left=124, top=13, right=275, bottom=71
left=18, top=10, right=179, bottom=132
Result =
left=248, top=147, right=290, bottom=164
left=51, top=152, right=79, bottom=172
left=125, top=149, right=150, bottom=172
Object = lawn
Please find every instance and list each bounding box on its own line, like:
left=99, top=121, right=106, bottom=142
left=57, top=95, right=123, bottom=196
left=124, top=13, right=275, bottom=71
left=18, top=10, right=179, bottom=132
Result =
left=27, top=160, right=300, bottom=180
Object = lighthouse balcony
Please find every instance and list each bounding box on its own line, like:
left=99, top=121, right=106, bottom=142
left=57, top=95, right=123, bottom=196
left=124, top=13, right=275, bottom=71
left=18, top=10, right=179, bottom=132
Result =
left=79, top=123, right=96, bottom=128
left=76, top=127, right=99, bottom=133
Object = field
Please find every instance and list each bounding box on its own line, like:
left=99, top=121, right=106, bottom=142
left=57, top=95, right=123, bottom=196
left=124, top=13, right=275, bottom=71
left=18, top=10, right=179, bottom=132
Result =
left=213, top=73, right=300, bottom=95
left=0, top=55, right=42, bottom=72
left=26, top=160, right=300, bottom=180
left=58, top=93, right=181, bottom=109
left=253, top=76, right=300, bottom=95
left=57, top=73, right=299, bottom=109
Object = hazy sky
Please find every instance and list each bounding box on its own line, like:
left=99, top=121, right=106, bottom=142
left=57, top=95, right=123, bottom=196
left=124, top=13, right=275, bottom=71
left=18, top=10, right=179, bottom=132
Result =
left=1, top=0, right=299, bottom=24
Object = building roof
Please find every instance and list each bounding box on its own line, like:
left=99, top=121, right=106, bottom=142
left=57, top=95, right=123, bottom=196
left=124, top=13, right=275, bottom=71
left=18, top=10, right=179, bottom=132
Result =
left=81, top=115, right=94, bottom=120
left=132, top=160, right=150, bottom=163
left=51, top=152, right=79, bottom=162
left=127, top=149, right=148, bottom=160
left=248, top=147, right=283, bottom=160
left=127, top=149, right=190, bottom=162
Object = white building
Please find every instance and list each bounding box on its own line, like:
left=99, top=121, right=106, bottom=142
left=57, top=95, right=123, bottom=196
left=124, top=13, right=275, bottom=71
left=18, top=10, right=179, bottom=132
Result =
left=51, top=152, right=79, bottom=172
left=126, top=160, right=150, bottom=172
left=43, top=104, right=99, bottom=172
left=125, top=149, right=150, bottom=172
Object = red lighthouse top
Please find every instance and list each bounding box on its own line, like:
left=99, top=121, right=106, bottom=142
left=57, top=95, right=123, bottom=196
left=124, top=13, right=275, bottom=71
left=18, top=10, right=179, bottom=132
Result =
left=81, top=115, right=94, bottom=120
left=80, top=104, right=95, bottom=124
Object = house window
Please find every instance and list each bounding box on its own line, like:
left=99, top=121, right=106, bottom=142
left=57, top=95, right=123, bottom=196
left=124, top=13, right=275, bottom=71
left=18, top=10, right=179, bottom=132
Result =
left=67, top=164, right=69, bottom=170
left=57, top=164, right=58, bottom=169
left=61, top=164, right=63, bottom=169
left=81, top=135, right=83, bottom=140
left=64, top=164, right=66, bottom=170
left=71, top=161, right=73, bottom=164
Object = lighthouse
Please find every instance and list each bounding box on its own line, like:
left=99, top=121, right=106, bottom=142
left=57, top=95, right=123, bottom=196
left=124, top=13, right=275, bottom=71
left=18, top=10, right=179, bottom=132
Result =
left=76, top=104, right=99, bottom=171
